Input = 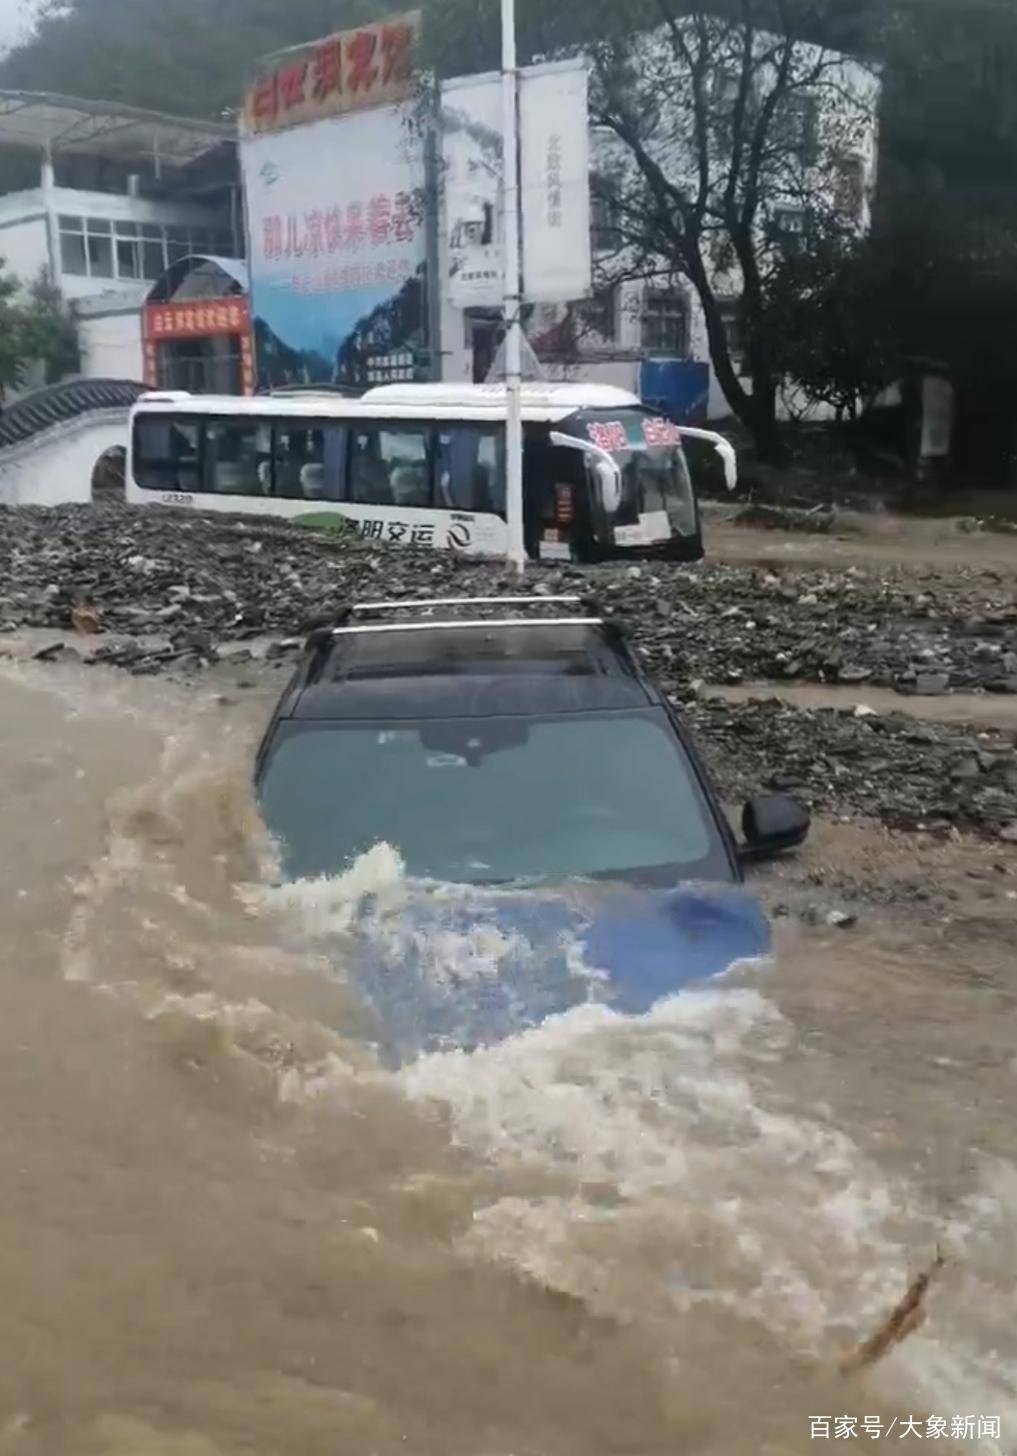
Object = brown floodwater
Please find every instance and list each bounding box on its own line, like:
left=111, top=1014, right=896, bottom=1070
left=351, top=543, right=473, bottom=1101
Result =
left=0, top=658, right=1014, bottom=1456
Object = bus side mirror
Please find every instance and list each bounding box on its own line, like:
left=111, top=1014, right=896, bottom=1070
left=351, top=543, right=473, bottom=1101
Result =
left=592, top=458, right=622, bottom=515
left=678, top=427, right=738, bottom=491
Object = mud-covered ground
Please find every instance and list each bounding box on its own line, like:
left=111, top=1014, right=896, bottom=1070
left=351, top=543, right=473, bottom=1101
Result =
left=3, top=500, right=1016, bottom=856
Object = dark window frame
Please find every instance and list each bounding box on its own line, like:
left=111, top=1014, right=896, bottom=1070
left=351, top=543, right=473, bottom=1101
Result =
left=131, top=413, right=202, bottom=491
left=345, top=418, right=436, bottom=510
left=641, top=288, right=689, bottom=356
left=267, top=417, right=349, bottom=502
left=436, top=420, right=507, bottom=517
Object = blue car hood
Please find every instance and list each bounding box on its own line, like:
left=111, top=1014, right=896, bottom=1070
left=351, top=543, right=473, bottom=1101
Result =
left=344, top=878, right=770, bottom=1063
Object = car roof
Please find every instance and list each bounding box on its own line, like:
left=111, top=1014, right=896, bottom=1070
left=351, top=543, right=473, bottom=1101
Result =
left=280, top=597, right=662, bottom=723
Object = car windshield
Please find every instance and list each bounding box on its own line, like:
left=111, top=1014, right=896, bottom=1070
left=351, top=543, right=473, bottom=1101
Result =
left=258, top=709, right=733, bottom=886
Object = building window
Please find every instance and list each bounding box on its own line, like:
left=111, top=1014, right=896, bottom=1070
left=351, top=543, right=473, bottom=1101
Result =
left=85, top=219, right=114, bottom=278
left=642, top=288, right=688, bottom=355
left=115, top=220, right=141, bottom=279
left=58, top=214, right=229, bottom=283
left=778, top=92, right=820, bottom=165
left=580, top=286, right=616, bottom=344
left=833, top=153, right=866, bottom=220
left=718, top=299, right=745, bottom=370
left=58, top=216, right=87, bottom=275
left=141, top=224, right=168, bottom=279
left=590, top=187, right=623, bottom=256
left=769, top=206, right=807, bottom=253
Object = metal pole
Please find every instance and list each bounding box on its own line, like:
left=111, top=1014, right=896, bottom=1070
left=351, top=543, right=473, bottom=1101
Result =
left=501, top=0, right=525, bottom=572
left=424, top=86, right=444, bottom=381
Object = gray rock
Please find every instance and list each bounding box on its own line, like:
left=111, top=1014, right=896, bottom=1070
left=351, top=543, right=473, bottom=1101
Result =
left=908, top=672, right=951, bottom=696
left=825, top=909, right=858, bottom=929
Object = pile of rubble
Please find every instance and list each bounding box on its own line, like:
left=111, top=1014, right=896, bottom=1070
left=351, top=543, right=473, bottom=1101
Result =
left=2, top=502, right=1016, bottom=839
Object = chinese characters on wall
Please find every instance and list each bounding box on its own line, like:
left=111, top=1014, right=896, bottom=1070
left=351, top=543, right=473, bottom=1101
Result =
left=245, top=12, right=420, bottom=133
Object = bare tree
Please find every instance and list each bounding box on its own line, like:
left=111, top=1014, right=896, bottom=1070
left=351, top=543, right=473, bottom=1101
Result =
left=586, top=1, right=878, bottom=459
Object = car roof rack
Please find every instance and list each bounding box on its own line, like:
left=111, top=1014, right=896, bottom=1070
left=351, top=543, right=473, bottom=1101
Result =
left=328, top=594, right=604, bottom=635
left=297, top=593, right=643, bottom=688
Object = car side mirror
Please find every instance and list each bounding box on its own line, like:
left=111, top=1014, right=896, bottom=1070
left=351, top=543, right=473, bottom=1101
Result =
left=740, top=794, right=810, bottom=861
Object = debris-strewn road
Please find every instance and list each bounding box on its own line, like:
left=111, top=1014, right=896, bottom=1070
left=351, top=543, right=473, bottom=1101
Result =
left=2, top=502, right=1016, bottom=840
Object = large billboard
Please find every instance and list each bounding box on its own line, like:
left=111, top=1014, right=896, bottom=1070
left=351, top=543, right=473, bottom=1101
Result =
left=439, top=59, right=591, bottom=310
left=241, top=105, right=427, bottom=388
left=244, top=12, right=420, bottom=134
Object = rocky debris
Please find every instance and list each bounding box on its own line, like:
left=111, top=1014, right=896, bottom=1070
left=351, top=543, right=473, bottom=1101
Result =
left=3, top=501, right=1017, bottom=841
left=731, top=502, right=837, bottom=533
left=680, top=696, right=1017, bottom=839
left=602, top=560, right=1017, bottom=696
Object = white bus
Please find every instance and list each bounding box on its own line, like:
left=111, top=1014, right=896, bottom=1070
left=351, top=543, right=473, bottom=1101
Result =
left=126, top=382, right=736, bottom=562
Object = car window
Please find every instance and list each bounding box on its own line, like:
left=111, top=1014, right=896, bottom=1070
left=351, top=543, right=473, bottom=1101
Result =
left=259, top=709, right=732, bottom=886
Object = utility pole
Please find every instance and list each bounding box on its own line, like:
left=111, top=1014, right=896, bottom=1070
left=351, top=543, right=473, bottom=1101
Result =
left=501, top=0, right=525, bottom=572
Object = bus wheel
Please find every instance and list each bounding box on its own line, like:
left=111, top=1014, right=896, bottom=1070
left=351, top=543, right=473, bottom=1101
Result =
left=91, top=446, right=126, bottom=502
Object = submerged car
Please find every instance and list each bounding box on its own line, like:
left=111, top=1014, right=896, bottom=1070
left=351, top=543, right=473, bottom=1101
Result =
left=255, top=596, right=809, bottom=1058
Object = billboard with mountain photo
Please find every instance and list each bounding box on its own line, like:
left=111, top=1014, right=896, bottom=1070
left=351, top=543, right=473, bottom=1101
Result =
left=241, top=102, right=428, bottom=388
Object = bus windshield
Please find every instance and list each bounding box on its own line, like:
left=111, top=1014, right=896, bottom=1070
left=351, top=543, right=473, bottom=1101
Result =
left=568, top=409, right=697, bottom=542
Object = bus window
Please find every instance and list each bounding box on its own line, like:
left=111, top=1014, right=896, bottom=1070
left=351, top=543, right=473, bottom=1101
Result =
left=350, top=425, right=431, bottom=508
left=272, top=422, right=346, bottom=500
left=132, top=416, right=200, bottom=492
left=437, top=425, right=505, bottom=515
left=205, top=418, right=270, bottom=496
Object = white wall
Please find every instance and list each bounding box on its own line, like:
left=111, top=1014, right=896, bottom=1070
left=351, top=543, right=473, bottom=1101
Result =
left=49, top=185, right=218, bottom=230
left=0, top=214, right=50, bottom=288
left=0, top=188, right=45, bottom=224
left=0, top=409, right=130, bottom=507
left=76, top=309, right=145, bottom=382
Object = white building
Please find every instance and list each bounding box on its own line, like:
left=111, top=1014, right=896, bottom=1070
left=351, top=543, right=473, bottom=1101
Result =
left=0, top=93, right=238, bottom=385
left=439, top=27, right=880, bottom=422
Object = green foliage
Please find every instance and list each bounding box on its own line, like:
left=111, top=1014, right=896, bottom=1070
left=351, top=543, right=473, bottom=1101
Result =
left=0, top=265, right=79, bottom=399
left=0, top=0, right=407, bottom=118
left=764, top=235, right=899, bottom=418
left=23, top=272, right=81, bottom=385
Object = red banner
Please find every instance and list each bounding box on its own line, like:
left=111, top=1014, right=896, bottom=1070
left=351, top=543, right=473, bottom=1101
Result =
left=144, top=298, right=250, bottom=341
left=143, top=298, right=254, bottom=394
left=243, top=12, right=419, bottom=135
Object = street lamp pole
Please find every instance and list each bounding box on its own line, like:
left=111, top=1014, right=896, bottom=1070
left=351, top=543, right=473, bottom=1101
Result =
left=501, top=0, right=525, bottom=572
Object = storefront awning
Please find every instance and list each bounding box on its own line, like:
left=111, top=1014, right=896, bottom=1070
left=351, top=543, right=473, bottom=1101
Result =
left=146, top=254, right=249, bottom=304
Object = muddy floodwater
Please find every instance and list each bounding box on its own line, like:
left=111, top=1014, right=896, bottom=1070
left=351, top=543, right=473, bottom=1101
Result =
left=1, top=657, right=1014, bottom=1456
